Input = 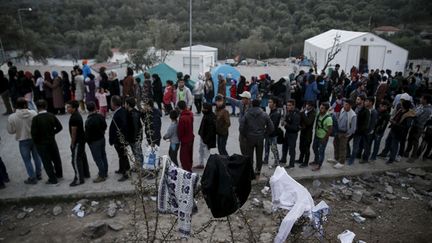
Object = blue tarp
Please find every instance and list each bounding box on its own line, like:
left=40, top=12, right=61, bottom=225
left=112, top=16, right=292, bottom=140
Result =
left=211, top=64, right=241, bottom=98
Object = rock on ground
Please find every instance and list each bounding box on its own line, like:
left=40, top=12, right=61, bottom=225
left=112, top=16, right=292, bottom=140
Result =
left=52, top=205, right=62, bottom=216
left=83, top=221, right=108, bottom=239
left=361, top=206, right=378, bottom=218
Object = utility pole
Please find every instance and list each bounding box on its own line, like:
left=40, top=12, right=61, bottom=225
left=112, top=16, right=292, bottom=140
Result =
left=189, top=0, right=192, bottom=77
left=17, top=8, right=32, bottom=35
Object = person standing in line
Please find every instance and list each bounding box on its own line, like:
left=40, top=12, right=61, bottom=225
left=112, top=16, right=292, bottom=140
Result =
left=196, top=103, right=216, bottom=169
left=31, top=100, right=63, bottom=184
left=163, top=80, right=175, bottom=115
left=141, top=99, right=162, bottom=147
left=122, top=67, right=135, bottom=99
left=66, top=100, right=90, bottom=186
left=175, top=79, right=193, bottom=109
left=240, top=99, right=274, bottom=179
left=109, top=95, right=130, bottom=181
left=215, top=95, right=231, bottom=156
left=124, top=97, right=144, bottom=168
left=193, top=74, right=205, bottom=114
left=74, top=68, right=86, bottom=112
left=310, top=102, right=333, bottom=171
left=203, top=72, right=214, bottom=104
left=297, top=101, right=316, bottom=168
left=177, top=100, right=194, bottom=172
left=279, top=99, right=301, bottom=168
left=152, top=74, right=164, bottom=111
left=360, top=97, right=378, bottom=164
left=264, top=97, right=282, bottom=168
left=229, top=79, right=237, bottom=116
left=82, top=59, right=92, bottom=79
left=85, top=101, right=108, bottom=183
left=347, top=95, right=370, bottom=165
left=217, top=74, right=227, bottom=97
left=7, top=97, right=42, bottom=184
left=331, top=99, right=357, bottom=169
left=44, top=71, right=65, bottom=115
left=369, top=100, right=390, bottom=161
left=163, top=110, right=180, bottom=166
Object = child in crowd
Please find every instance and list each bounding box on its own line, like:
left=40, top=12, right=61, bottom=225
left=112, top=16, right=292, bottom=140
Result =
left=95, top=88, right=110, bottom=118
left=163, top=110, right=180, bottom=165
left=163, top=80, right=175, bottom=116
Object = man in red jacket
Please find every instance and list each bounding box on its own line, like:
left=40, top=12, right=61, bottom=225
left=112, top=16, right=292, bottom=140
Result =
left=177, top=100, right=194, bottom=171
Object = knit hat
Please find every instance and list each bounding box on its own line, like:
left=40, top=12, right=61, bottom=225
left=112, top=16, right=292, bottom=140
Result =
left=52, top=71, right=58, bottom=78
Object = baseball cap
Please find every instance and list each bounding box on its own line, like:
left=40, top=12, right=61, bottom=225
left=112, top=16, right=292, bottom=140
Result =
left=239, top=91, right=251, bottom=99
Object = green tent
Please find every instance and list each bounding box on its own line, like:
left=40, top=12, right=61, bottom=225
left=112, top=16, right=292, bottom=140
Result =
left=134, top=63, right=178, bottom=87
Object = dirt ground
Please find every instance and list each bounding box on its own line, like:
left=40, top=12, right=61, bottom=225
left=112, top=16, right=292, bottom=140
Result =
left=1, top=168, right=431, bottom=243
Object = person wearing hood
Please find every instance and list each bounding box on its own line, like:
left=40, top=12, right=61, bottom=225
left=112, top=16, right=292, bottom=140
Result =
left=217, top=73, right=226, bottom=97
left=82, top=59, right=92, bottom=79
left=177, top=100, right=194, bottom=172
left=240, top=99, right=274, bottom=179
left=44, top=71, right=65, bottom=115
left=7, top=98, right=42, bottom=184
left=203, top=72, right=214, bottom=103
left=152, top=73, right=163, bottom=110
left=379, top=99, right=416, bottom=164
left=304, top=74, right=320, bottom=105
left=197, top=103, right=216, bottom=169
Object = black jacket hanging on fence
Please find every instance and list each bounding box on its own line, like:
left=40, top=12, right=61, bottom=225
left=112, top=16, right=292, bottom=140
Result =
left=201, top=154, right=254, bottom=218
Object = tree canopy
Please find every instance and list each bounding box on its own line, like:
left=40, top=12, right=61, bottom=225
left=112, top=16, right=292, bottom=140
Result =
left=0, top=0, right=431, bottom=61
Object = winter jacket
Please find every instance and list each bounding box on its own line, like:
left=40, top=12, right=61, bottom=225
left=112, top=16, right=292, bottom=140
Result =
left=215, top=107, right=231, bottom=136
left=152, top=79, right=163, bottom=103
left=74, top=75, right=85, bottom=100
left=249, top=83, right=258, bottom=100
left=304, top=81, right=319, bottom=102
left=122, top=75, right=135, bottom=97
left=391, top=109, right=416, bottom=139
left=82, top=64, right=91, bottom=79
left=217, top=79, right=226, bottom=97
left=163, top=122, right=179, bottom=145
left=85, top=112, right=107, bottom=143
left=127, top=108, right=143, bottom=143
left=176, top=87, right=193, bottom=108
left=204, top=78, right=214, bottom=101
left=240, top=107, right=274, bottom=139
left=109, top=107, right=129, bottom=145
left=300, top=108, right=316, bottom=138
left=284, top=109, right=301, bottom=133
left=163, top=86, right=175, bottom=105
left=269, top=108, right=282, bottom=137
left=230, top=84, right=237, bottom=98
left=84, top=78, right=96, bottom=104
left=142, top=108, right=162, bottom=144
left=31, top=112, right=63, bottom=145
left=198, top=110, right=217, bottom=148
left=178, top=109, right=194, bottom=143
left=355, top=106, right=370, bottom=135
left=7, top=109, right=37, bottom=141
left=374, top=110, right=390, bottom=135
left=201, top=154, right=254, bottom=218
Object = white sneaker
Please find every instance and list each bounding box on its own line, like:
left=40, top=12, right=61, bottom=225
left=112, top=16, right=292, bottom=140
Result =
left=333, top=163, right=345, bottom=169
left=327, top=159, right=339, bottom=164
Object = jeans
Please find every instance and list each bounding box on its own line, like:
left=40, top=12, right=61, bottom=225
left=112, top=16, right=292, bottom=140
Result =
left=88, top=138, right=109, bottom=178
left=246, top=137, right=264, bottom=174
left=298, top=131, right=313, bottom=165
left=370, top=133, right=384, bottom=160
left=264, top=136, right=279, bottom=165
left=313, top=136, right=328, bottom=167
left=334, top=133, right=348, bottom=164
left=130, top=142, right=144, bottom=167
left=169, top=143, right=180, bottom=166
left=388, top=131, right=400, bottom=162
left=199, top=138, right=210, bottom=166
left=281, top=132, right=298, bottom=166
left=230, top=103, right=236, bottom=114
left=19, top=139, right=42, bottom=179
left=217, top=134, right=228, bottom=156
left=348, top=134, right=366, bottom=165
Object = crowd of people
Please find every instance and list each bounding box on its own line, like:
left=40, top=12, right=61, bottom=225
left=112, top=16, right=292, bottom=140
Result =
left=1, top=59, right=432, bottom=189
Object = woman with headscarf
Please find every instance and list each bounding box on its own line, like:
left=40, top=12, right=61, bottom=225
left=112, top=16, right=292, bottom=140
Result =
left=44, top=71, right=65, bottom=114
left=85, top=73, right=97, bottom=106
left=34, top=70, right=45, bottom=101
left=43, top=71, right=54, bottom=113
left=152, top=73, right=163, bottom=110
left=61, top=71, right=71, bottom=103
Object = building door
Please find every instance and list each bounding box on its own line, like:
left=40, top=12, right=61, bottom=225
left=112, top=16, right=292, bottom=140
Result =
left=346, top=45, right=360, bottom=71
left=368, top=46, right=386, bottom=71
left=359, top=46, right=369, bottom=73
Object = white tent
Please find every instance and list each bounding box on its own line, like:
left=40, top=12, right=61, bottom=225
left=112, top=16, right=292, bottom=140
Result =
left=304, top=29, right=408, bottom=74
left=181, top=44, right=218, bottom=64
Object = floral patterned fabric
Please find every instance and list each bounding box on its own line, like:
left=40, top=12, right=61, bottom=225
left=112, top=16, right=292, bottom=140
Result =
left=158, top=156, right=199, bottom=236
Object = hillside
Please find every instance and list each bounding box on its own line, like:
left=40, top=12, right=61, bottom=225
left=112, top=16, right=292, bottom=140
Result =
left=0, top=0, right=431, bottom=61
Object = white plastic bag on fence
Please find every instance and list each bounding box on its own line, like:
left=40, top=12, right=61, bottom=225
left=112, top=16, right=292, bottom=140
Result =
left=143, top=145, right=160, bottom=170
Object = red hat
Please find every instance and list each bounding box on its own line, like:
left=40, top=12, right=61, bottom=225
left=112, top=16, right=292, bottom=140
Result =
left=259, top=74, right=266, bottom=80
